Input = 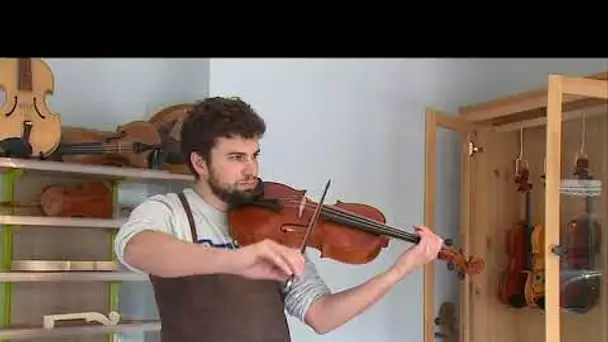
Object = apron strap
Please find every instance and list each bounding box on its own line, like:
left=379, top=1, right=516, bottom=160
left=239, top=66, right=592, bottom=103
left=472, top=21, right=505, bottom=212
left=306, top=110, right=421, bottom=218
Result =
left=178, top=192, right=198, bottom=243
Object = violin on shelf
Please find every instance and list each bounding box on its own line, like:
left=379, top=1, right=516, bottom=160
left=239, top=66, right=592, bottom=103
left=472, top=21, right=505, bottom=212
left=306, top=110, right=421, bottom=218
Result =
left=47, top=121, right=164, bottom=170
left=0, top=58, right=62, bottom=159
left=560, top=150, right=602, bottom=313
left=0, top=180, right=113, bottom=219
left=228, top=180, right=485, bottom=279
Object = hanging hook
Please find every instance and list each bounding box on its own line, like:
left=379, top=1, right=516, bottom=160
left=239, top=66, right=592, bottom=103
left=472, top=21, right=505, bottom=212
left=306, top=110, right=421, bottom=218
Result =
left=515, top=127, right=527, bottom=175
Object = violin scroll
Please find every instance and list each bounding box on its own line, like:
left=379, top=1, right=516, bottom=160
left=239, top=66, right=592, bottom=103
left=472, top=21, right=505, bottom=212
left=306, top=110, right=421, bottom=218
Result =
left=438, top=242, right=485, bottom=279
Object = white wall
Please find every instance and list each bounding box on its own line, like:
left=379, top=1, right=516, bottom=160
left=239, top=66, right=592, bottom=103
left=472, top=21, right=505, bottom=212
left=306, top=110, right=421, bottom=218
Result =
left=208, top=58, right=607, bottom=342
left=208, top=58, right=484, bottom=342
left=42, top=58, right=210, bottom=130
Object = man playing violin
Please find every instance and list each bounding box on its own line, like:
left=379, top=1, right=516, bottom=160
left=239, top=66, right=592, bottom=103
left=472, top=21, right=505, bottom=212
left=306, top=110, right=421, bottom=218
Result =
left=114, top=96, right=444, bottom=342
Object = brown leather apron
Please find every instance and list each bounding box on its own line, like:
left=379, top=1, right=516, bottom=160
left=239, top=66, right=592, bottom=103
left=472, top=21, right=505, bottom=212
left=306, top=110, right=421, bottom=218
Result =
left=149, top=192, right=292, bottom=342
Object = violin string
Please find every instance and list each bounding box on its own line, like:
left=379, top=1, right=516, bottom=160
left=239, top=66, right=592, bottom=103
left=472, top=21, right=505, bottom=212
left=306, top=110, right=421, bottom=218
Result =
left=268, top=197, right=420, bottom=240
left=62, top=142, right=139, bottom=150
left=267, top=197, right=421, bottom=242
left=255, top=198, right=467, bottom=267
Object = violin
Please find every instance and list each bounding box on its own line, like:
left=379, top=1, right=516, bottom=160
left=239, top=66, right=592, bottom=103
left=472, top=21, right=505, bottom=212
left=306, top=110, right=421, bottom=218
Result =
left=560, top=153, right=602, bottom=313
left=498, top=150, right=534, bottom=307
left=524, top=219, right=545, bottom=309
left=519, top=159, right=545, bottom=309
left=0, top=180, right=113, bottom=219
left=50, top=121, right=164, bottom=169
left=228, top=180, right=485, bottom=278
left=0, top=58, right=62, bottom=158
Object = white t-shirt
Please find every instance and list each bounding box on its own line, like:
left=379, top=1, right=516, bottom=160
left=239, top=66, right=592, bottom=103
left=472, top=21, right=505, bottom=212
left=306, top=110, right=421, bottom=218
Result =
left=114, top=187, right=331, bottom=322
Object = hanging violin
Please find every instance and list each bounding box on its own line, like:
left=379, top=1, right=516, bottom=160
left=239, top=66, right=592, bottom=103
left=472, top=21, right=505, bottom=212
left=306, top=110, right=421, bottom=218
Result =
left=560, top=115, right=602, bottom=313
left=228, top=179, right=485, bottom=278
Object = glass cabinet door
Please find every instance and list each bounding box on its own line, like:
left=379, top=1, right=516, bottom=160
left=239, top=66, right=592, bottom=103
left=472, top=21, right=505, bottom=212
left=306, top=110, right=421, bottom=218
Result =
left=546, top=74, right=608, bottom=342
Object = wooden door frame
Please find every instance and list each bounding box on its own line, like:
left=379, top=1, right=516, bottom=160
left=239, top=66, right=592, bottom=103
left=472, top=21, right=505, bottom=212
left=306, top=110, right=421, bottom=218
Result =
left=424, top=108, right=477, bottom=342
left=544, top=74, right=608, bottom=342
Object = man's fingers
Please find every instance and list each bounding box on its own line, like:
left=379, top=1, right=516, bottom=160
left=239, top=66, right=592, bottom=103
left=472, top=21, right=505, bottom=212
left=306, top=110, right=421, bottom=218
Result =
left=266, top=241, right=305, bottom=277
left=258, top=242, right=294, bottom=278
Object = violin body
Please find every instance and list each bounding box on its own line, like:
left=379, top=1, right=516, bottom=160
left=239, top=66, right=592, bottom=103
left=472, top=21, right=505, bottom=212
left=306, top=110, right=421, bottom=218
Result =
left=39, top=181, right=113, bottom=218
left=229, top=179, right=485, bottom=277
left=57, top=121, right=162, bottom=169
left=55, top=126, right=120, bottom=165
left=229, top=181, right=390, bottom=264
left=564, top=215, right=601, bottom=269
left=0, top=58, right=62, bottom=158
left=524, top=223, right=545, bottom=308
left=498, top=219, right=528, bottom=308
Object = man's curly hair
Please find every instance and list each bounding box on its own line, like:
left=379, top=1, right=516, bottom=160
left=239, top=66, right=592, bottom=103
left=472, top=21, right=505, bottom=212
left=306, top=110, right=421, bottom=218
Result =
left=180, top=96, right=266, bottom=177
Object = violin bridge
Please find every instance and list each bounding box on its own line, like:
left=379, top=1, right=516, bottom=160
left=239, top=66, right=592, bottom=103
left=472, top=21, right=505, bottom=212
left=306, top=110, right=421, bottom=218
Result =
left=298, top=195, right=306, bottom=218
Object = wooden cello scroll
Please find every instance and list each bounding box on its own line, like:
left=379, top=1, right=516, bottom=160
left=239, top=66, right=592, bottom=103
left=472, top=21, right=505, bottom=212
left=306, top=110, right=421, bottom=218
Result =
left=148, top=103, right=194, bottom=174
left=43, top=311, right=120, bottom=328
left=0, top=58, right=62, bottom=158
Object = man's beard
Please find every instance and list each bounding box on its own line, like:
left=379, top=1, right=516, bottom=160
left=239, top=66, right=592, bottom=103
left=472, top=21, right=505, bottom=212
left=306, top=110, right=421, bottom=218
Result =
left=207, top=170, right=260, bottom=206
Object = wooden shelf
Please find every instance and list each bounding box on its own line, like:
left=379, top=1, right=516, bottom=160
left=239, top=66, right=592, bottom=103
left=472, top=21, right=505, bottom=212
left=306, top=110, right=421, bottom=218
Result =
left=0, top=215, right=124, bottom=229
left=0, top=271, right=148, bottom=282
left=0, top=320, right=160, bottom=339
left=11, top=260, right=120, bottom=272
left=0, top=157, right=194, bottom=183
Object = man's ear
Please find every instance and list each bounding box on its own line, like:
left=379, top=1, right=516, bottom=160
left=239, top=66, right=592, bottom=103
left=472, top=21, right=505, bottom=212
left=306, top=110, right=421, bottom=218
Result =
left=190, top=152, right=207, bottom=177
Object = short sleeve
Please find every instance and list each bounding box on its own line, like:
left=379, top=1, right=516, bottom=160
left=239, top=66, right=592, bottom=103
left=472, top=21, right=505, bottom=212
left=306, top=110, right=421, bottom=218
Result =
left=283, top=255, right=331, bottom=321
left=114, top=195, right=176, bottom=274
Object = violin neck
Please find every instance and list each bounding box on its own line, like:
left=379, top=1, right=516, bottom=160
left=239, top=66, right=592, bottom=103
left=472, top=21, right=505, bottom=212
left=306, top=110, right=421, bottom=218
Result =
left=525, top=191, right=531, bottom=228
left=58, top=141, right=134, bottom=156
left=319, top=205, right=420, bottom=244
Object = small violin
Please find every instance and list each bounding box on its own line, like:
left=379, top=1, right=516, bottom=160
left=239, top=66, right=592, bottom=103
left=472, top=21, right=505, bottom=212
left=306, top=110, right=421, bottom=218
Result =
left=228, top=180, right=485, bottom=278
left=0, top=181, right=113, bottom=219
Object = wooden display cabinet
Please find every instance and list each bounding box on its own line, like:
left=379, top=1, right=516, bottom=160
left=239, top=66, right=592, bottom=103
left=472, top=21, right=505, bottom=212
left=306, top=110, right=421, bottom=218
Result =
left=424, top=71, right=608, bottom=342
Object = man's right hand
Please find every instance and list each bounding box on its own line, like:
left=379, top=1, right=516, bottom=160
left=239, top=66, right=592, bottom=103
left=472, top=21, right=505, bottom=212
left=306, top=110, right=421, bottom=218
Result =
left=228, top=239, right=305, bottom=281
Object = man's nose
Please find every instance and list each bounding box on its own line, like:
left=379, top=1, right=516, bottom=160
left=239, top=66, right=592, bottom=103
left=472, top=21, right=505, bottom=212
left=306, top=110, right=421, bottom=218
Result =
left=242, top=160, right=257, bottom=176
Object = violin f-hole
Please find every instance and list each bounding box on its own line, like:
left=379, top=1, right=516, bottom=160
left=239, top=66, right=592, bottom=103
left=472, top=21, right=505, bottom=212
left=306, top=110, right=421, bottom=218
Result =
left=33, top=97, right=46, bottom=119
left=5, top=96, right=18, bottom=117
left=280, top=224, right=307, bottom=234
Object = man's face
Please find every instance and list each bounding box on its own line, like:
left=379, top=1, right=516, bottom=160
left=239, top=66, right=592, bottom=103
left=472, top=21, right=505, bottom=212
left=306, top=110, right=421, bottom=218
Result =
left=197, top=136, right=261, bottom=204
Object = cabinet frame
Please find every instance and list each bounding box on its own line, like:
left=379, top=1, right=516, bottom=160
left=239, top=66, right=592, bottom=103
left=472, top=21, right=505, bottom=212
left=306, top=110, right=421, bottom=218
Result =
left=424, top=71, right=608, bottom=342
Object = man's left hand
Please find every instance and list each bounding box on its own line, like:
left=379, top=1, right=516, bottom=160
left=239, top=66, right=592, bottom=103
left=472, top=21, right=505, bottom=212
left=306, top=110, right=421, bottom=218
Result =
left=391, top=225, right=444, bottom=277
